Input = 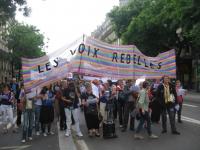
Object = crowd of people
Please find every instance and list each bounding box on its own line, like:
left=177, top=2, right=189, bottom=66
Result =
left=0, top=75, right=186, bottom=143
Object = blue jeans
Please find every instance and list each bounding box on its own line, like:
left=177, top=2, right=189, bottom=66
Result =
left=136, top=111, right=152, bottom=136
left=35, top=105, right=41, bottom=132
left=22, top=109, right=34, bottom=139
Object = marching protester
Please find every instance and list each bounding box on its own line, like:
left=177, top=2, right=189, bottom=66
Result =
left=40, top=85, right=55, bottom=136
left=81, top=82, right=100, bottom=137
left=116, top=80, right=125, bottom=128
left=62, top=81, right=83, bottom=137
left=99, top=82, right=110, bottom=123
left=34, top=88, right=42, bottom=136
left=150, top=79, right=161, bottom=123
left=134, top=81, right=158, bottom=139
left=0, top=84, right=17, bottom=133
left=122, top=79, right=135, bottom=132
left=21, top=89, right=34, bottom=143
left=175, top=80, right=186, bottom=123
left=59, top=80, right=67, bottom=130
left=156, top=75, right=180, bottom=135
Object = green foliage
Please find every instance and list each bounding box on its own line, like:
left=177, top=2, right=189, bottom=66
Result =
left=7, top=22, right=45, bottom=69
left=108, top=0, right=200, bottom=56
left=0, top=0, right=30, bottom=24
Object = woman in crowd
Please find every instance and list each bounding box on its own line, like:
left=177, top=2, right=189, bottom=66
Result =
left=175, top=80, right=186, bottom=123
left=0, top=84, right=17, bottom=133
left=134, top=81, right=158, bottom=140
left=81, top=83, right=100, bottom=137
left=34, top=88, right=42, bottom=136
left=156, top=75, right=180, bottom=135
left=150, top=79, right=161, bottom=123
left=40, top=85, right=55, bottom=136
left=116, top=80, right=125, bottom=128
left=21, top=89, right=34, bottom=143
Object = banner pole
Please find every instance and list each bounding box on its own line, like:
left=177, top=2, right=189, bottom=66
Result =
left=78, top=34, right=85, bottom=75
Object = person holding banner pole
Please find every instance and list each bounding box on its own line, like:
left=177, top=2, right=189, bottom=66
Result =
left=62, top=81, right=83, bottom=137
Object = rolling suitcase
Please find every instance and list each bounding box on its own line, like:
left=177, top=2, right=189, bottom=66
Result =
left=103, top=100, right=117, bottom=139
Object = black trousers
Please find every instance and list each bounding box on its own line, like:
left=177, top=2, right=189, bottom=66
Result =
left=123, top=101, right=135, bottom=130
left=17, top=108, right=22, bottom=126
left=59, top=103, right=66, bottom=130
left=176, top=103, right=183, bottom=121
left=41, top=123, right=51, bottom=133
left=161, top=106, right=177, bottom=132
left=150, top=100, right=161, bottom=123
left=117, top=100, right=125, bottom=126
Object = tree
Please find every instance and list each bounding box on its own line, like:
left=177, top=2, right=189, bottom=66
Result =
left=0, top=0, right=30, bottom=24
left=7, top=21, right=45, bottom=69
left=108, top=0, right=151, bottom=38
left=108, top=0, right=200, bottom=57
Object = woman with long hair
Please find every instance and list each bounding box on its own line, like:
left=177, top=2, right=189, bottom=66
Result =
left=39, top=85, right=55, bottom=136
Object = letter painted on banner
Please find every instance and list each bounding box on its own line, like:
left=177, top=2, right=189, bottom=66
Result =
left=78, top=43, right=85, bottom=54
left=121, top=53, right=125, bottom=63
left=38, top=65, right=44, bottom=73
left=112, top=52, right=118, bottom=62
left=93, top=48, right=99, bottom=58
left=46, top=62, right=51, bottom=71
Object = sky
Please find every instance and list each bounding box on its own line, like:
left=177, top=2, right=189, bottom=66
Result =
left=16, top=0, right=119, bottom=54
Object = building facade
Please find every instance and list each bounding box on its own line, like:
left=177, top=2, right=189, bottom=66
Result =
left=91, top=0, right=130, bottom=44
left=91, top=18, right=118, bottom=44
left=0, top=23, right=12, bottom=83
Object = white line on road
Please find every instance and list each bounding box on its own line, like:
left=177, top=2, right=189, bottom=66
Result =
left=183, top=103, right=198, bottom=108
left=182, top=116, right=200, bottom=125
left=76, top=139, right=89, bottom=150
left=57, top=122, right=77, bottom=150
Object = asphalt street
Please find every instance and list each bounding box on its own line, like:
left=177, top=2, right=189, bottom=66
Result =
left=0, top=92, right=199, bottom=150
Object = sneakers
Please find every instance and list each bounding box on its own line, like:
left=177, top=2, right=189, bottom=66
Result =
left=65, top=130, right=71, bottom=137
left=134, top=134, right=144, bottom=140
left=77, top=132, right=83, bottom=137
left=36, top=131, right=40, bottom=136
left=43, top=133, right=47, bottom=137
left=149, top=134, right=158, bottom=139
left=21, top=139, right=26, bottom=143
left=28, top=137, right=33, bottom=141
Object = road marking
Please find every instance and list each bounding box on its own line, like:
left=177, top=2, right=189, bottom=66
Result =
left=0, top=145, right=31, bottom=150
left=76, top=139, right=89, bottom=150
left=183, top=103, right=198, bottom=108
left=57, top=122, right=77, bottom=150
left=182, top=116, right=200, bottom=125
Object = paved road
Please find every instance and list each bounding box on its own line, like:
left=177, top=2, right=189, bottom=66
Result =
left=0, top=91, right=199, bottom=150
left=74, top=94, right=200, bottom=150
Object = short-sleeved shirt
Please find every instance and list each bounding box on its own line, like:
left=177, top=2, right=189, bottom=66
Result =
left=62, top=88, right=79, bottom=109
